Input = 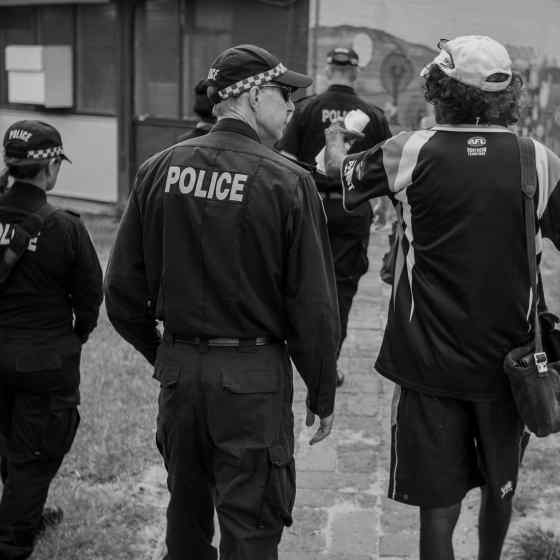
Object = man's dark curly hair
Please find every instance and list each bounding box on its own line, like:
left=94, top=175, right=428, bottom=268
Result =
left=424, top=65, right=523, bottom=125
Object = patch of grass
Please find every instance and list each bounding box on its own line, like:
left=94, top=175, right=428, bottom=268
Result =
left=508, top=526, right=560, bottom=560
left=23, top=215, right=165, bottom=559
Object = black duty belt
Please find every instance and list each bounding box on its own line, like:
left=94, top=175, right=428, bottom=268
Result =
left=164, top=332, right=276, bottom=348
left=319, top=191, right=343, bottom=200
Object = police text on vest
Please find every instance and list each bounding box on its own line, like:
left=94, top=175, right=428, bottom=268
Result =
left=164, top=166, right=248, bottom=202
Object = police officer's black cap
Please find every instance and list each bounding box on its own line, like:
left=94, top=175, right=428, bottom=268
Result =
left=3, top=120, right=71, bottom=166
left=327, top=47, right=359, bottom=67
left=206, top=44, right=312, bottom=104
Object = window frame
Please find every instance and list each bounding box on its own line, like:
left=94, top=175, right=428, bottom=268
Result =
left=0, top=4, right=118, bottom=117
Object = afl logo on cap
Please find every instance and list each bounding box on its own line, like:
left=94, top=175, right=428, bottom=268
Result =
left=467, top=136, right=487, bottom=147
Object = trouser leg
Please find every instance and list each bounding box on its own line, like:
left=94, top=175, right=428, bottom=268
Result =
left=336, top=279, right=359, bottom=355
left=205, top=345, right=295, bottom=560
left=0, top=457, right=62, bottom=560
left=158, top=428, right=216, bottom=560
left=154, top=344, right=217, bottom=560
left=216, top=447, right=291, bottom=560
left=327, top=202, right=372, bottom=353
left=0, top=388, right=79, bottom=560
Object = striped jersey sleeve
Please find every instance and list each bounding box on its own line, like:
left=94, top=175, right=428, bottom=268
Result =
left=534, top=139, right=560, bottom=250
left=340, top=130, right=435, bottom=211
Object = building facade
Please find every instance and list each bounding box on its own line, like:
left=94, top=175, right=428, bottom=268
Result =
left=2, top=0, right=559, bottom=208
left=0, top=0, right=309, bottom=208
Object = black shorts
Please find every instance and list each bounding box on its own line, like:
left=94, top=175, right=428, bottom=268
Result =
left=388, top=385, right=530, bottom=508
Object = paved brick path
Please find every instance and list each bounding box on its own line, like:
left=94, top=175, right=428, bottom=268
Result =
left=147, top=229, right=481, bottom=559
left=279, top=230, right=479, bottom=560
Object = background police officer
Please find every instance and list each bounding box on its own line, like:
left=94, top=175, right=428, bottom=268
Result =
left=177, top=79, right=216, bottom=142
left=278, top=47, right=391, bottom=386
left=0, top=120, right=103, bottom=559
left=105, top=44, right=339, bottom=560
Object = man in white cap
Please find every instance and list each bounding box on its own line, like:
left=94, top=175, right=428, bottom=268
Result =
left=325, top=35, right=560, bottom=560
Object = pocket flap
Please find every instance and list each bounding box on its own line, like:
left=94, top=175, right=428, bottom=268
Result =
left=268, top=444, right=292, bottom=466
left=222, top=369, right=278, bottom=394
left=16, top=350, right=62, bottom=373
left=153, top=363, right=181, bottom=387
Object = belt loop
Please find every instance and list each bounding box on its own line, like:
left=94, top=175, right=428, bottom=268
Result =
left=199, top=339, right=209, bottom=354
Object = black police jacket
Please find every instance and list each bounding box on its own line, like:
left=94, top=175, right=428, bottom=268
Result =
left=0, top=182, right=103, bottom=342
left=278, top=84, right=391, bottom=191
left=105, top=118, right=339, bottom=417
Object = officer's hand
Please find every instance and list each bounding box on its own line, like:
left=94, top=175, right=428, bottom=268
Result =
left=306, top=407, right=335, bottom=445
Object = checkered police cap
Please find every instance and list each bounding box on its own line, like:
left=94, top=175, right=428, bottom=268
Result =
left=207, top=44, right=312, bottom=104
left=3, top=120, right=71, bottom=166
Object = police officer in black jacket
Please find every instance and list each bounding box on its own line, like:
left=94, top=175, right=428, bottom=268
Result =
left=0, top=120, right=103, bottom=559
left=105, top=44, right=339, bottom=560
left=278, top=47, right=391, bottom=386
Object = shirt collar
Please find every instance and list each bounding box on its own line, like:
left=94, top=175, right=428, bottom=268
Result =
left=327, top=84, right=355, bottom=94
left=431, top=124, right=513, bottom=133
left=211, top=118, right=261, bottom=143
left=1, top=181, right=47, bottom=211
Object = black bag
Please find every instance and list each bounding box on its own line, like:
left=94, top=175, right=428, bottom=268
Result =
left=503, top=137, right=560, bottom=437
left=0, top=202, right=55, bottom=285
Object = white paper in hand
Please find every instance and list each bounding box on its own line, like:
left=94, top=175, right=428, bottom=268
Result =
left=344, top=109, right=370, bottom=133
left=316, top=109, right=370, bottom=174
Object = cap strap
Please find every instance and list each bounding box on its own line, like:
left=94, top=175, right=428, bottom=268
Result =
left=26, top=146, right=64, bottom=160
left=215, top=63, right=287, bottom=100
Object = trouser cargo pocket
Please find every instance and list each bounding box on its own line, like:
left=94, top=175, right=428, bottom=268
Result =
left=258, top=444, right=296, bottom=528
left=11, top=393, right=80, bottom=462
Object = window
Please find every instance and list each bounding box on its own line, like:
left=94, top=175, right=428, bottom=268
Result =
left=75, top=4, right=118, bottom=114
left=0, top=7, right=35, bottom=106
left=133, top=0, right=234, bottom=120
left=37, top=6, right=73, bottom=46
left=0, top=5, right=117, bottom=115
left=182, top=0, right=233, bottom=117
left=134, top=0, right=180, bottom=119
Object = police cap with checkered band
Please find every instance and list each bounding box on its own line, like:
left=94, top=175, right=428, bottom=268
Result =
left=3, top=120, right=71, bottom=166
left=206, top=44, right=312, bottom=104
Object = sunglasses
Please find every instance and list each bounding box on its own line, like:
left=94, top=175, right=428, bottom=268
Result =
left=259, top=83, right=293, bottom=102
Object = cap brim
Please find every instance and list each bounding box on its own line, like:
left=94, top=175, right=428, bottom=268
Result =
left=276, top=69, right=312, bottom=89
left=4, top=153, right=72, bottom=166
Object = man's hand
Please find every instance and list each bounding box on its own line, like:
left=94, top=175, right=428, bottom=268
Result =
left=306, top=406, right=335, bottom=445
left=324, top=121, right=364, bottom=178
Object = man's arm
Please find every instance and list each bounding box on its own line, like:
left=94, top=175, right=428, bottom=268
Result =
left=104, top=187, right=161, bottom=365
left=325, top=129, right=434, bottom=211
left=539, top=145, right=560, bottom=251
left=284, top=173, right=339, bottom=420
left=69, top=219, right=103, bottom=343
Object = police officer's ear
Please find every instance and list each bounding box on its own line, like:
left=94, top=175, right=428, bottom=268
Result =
left=45, top=158, right=62, bottom=185
left=247, top=86, right=262, bottom=112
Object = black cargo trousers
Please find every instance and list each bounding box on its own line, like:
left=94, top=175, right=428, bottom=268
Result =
left=0, top=331, right=81, bottom=560
left=323, top=197, right=372, bottom=354
left=154, top=338, right=296, bottom=560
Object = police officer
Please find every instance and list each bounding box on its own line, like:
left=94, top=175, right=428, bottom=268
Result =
left=177, top=80, right=216, bottom=142
left=278, top=47, right=391, bottom=386
left=104, top=44, right=339, bottom=560
left=0, top=120, right=103, bottom=559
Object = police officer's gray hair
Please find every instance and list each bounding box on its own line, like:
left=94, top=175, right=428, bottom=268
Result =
left=212, top=95, right=244, bottom=118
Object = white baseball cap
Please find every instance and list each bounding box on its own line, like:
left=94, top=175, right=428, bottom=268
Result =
left=421, top=35, right=512, bottom=92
